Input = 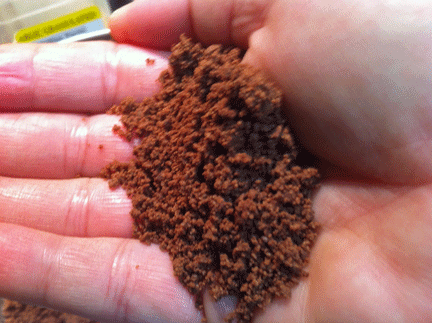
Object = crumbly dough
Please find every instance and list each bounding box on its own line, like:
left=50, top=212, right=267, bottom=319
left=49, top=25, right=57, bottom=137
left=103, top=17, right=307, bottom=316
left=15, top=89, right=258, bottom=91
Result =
left=102, top=35, right=320, bottom=323
left=2, top=300, right=96, bottom=323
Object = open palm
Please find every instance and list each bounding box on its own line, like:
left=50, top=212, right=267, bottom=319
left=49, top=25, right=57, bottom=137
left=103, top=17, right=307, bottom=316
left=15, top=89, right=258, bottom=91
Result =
left=2, top=0, right=432, bottom=322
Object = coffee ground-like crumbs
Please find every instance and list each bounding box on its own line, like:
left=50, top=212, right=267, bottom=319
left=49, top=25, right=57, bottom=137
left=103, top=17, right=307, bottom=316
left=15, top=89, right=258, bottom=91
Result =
left=2, top=300, right=97, bottom=323
left=101, top=35, right=320, bottom=323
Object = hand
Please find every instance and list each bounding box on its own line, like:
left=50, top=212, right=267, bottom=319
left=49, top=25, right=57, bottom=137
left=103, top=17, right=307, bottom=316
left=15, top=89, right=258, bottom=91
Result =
left=0, top=42, right=202, bottom=322
left=111, top=1, right=432, bottom=321
left=1, top=1, right=432, bottom=323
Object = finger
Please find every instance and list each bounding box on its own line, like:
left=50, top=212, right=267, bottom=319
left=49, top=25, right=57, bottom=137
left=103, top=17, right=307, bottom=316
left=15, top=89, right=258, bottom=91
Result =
left=0, top=113, right=133, bottom=179
left=0, top=42, right=168, bottom=112
left=109, top=0, right=271, bottom=49
left=0, top=224, right=202, bottom=323
left=0, top=177, right=133, bottom=238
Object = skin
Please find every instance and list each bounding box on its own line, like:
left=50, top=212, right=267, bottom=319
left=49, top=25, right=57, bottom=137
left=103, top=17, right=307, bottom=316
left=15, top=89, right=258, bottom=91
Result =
left=1, top=0, right=432, bottom=322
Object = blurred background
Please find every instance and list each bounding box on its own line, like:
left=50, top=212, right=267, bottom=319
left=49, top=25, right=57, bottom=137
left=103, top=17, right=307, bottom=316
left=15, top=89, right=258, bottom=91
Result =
left=109, top=0, right=131, bottom=10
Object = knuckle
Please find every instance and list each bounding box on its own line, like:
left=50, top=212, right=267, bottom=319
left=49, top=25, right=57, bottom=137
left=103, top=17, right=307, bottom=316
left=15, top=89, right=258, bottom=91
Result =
left=232, top=0, right=272, bottom=44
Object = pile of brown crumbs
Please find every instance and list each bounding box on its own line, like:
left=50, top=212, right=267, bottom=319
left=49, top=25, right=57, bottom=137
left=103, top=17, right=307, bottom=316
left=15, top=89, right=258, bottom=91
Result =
left=101, top=35, right=320, bottom=323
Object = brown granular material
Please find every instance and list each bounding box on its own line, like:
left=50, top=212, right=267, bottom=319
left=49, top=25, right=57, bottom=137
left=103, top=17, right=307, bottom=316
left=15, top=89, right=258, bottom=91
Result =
left=2, top=300, right=97, bottom=323
left=101, top=35, right=320, bottom=322
left=145, top=58, right=155, bottom=66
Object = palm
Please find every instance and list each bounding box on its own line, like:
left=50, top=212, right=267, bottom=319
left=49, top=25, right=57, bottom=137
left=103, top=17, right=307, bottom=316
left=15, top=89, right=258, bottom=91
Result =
left=252, top=178, right=432, bottom=322
left=273, top=179, right=431, bottom=322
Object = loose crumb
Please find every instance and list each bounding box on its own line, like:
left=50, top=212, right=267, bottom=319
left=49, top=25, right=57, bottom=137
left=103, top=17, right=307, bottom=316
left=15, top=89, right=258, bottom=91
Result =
left=101, top=35, right=320, bottom=323
left=146, top=58, right=155, bottom=66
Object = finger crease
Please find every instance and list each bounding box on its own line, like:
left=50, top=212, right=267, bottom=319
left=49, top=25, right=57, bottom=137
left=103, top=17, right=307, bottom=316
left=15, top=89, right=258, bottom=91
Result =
left=228, top=0, right=236, bottom=45
left=40, top=238, right=61, bottom=307
left=64, top=179, right=91, bottom=236
left=63, top=117, right=90, bottom=177
left=74, top=178, right=91, bottom=237
left=107, top=240, right=133, bottom=322
left=102, top=43, right=120, bottom=110
left=30, top=45, right=40, bottom=110
left=232, top=0, right=273, bottom=45
left=188, top=0, right=199, bottom=42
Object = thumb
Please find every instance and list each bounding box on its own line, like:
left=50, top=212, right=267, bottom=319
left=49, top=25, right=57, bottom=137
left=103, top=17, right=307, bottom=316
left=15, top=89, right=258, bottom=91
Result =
left=108, top=0, right=272, bottom=49
left=203, top=290, right=238, bottom=323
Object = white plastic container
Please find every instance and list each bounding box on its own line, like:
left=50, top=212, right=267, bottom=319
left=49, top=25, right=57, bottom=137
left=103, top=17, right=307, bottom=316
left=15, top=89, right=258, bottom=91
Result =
left=0, top=0, right=111, bottom=44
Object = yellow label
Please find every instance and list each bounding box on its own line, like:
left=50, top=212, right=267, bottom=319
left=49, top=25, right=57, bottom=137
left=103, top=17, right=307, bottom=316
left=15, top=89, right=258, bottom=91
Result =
left=15, top=6, right=101, bottom=43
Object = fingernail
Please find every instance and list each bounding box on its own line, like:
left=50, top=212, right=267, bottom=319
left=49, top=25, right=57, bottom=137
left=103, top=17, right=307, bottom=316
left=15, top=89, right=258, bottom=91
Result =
left=109, top=2, right=135, bottom=42
left=203, top=290, right=238, bottom=323
left=110, top=1, right=132, bottom=22
left=216, top=295, right=237, bottom=321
